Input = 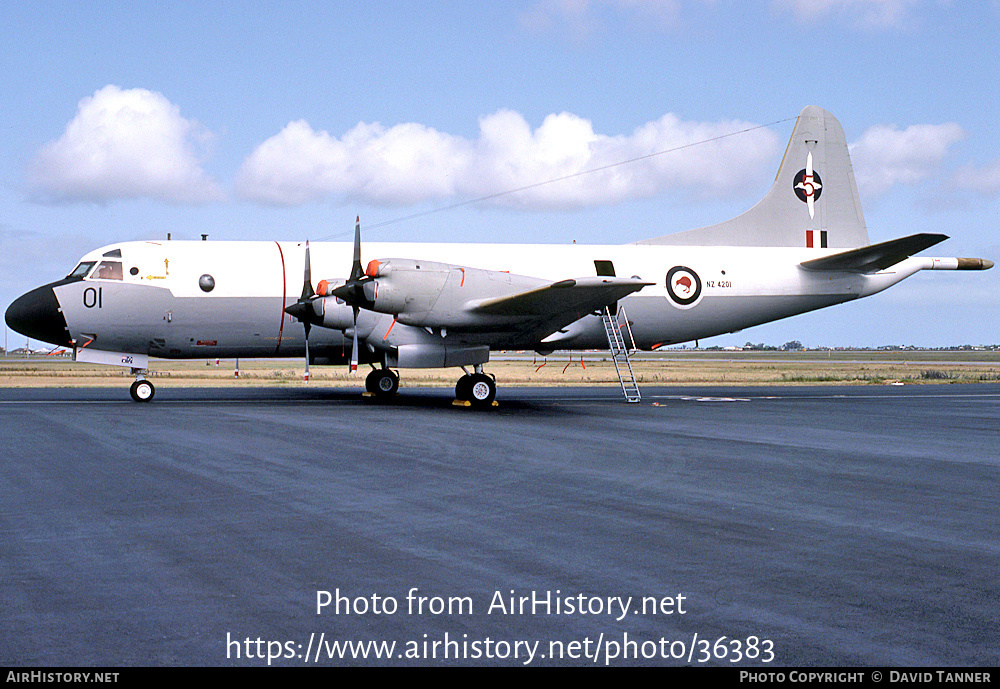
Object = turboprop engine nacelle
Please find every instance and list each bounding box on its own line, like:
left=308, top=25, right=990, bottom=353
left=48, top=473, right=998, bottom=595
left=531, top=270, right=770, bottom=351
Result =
left=309, top=278, right=358, bottom=330
left=330, top=258, right=548, bottom=329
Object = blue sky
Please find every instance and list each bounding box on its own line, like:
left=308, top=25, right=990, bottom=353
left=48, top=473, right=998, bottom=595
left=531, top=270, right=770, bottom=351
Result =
left=2, top=1, right=998, bottom=349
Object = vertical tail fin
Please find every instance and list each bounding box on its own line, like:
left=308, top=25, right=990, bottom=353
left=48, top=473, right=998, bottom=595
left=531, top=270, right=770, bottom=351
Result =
left=638, top=106, right=869, bottom=249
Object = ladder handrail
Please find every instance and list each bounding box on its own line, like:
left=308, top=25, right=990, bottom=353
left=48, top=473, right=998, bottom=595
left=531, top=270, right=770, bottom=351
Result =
left=618, top=304, right=638, bottom=353
left=603, top=306, right=641, bottom=403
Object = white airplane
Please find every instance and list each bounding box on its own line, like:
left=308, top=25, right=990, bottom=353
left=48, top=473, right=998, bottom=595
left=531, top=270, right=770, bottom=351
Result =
left=5, top=106, right=993, bottom=405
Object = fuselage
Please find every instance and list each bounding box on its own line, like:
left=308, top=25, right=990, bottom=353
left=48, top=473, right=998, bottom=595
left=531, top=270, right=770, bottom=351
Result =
left=6, top=238, right=927, bottom=364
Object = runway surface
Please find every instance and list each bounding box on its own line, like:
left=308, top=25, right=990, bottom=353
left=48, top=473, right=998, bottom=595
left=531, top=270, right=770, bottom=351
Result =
left=2, top=384, right=998, bottom=666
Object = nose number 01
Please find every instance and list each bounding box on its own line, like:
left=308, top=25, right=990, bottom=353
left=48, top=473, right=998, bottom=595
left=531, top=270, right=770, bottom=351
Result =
left=83, top=287, right=103, bottom=308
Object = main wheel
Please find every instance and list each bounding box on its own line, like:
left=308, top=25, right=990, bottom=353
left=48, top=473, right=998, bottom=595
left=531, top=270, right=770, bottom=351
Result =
left=467, top=373, right=496, bottom=408
left=371, top=369, right=399, bottom=399
left=130, top=379, right=155, bottom=403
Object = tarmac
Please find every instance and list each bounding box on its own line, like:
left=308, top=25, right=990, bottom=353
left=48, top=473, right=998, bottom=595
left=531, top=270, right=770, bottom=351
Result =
left=1, top=384, right=998, bottom=666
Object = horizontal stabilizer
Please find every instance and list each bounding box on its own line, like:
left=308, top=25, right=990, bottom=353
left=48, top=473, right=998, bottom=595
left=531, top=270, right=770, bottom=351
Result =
left=799, top=233, right=948, bottom=273
left=474, top=277, right=651, bottom=318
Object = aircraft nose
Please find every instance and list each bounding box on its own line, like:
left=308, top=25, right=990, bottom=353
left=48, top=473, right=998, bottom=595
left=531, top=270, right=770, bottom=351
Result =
left=5, top=283, right=73, bottom=348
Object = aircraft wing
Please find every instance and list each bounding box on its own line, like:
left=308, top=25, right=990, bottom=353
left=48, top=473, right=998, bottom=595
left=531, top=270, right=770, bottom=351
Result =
left=799, top=233, right=948, bottom=273
left=471, top=276, right=651, bottom=327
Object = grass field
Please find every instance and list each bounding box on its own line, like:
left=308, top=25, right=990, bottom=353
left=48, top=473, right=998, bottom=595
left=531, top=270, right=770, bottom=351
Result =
left=2, top=350, right=998, bottom=388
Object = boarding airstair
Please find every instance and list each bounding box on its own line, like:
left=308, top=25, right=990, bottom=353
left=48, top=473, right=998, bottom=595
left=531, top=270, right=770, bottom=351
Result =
left=602, top=305, right=641, bottom=403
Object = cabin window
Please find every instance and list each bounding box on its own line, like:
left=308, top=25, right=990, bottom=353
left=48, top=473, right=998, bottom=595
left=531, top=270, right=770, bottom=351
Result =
left=67, top=261, right=96, bottom=279
left=93, top=261, right=123, bottom=280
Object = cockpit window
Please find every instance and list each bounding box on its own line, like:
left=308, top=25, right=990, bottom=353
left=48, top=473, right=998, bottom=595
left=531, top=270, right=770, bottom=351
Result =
left=92, top=261, right=123, bottom=280
left=68, top=261, right=96, bottom=279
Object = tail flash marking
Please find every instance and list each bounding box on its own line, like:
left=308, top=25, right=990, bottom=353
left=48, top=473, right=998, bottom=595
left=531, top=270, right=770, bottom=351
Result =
left=806, top=230, right=828, bottom=248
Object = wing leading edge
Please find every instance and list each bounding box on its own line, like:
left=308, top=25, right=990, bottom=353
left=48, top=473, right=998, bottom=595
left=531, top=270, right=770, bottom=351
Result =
left=472, top=276, right=652, bottom=323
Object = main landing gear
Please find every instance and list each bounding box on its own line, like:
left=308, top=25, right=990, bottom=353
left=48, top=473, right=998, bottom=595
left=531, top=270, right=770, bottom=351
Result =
left=365, top=367, right=400, bottom=399
left=365, top=364, right=498, bottom=408
left=454, top=366, right=497, bottom=409
left=129, top=369, right=155, bottom=402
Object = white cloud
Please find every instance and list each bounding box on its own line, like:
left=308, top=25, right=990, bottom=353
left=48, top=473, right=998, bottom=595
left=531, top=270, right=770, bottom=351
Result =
left=234, top=119, right=473, bottom=207
left=849, top=122, right=965, bottom=196
left=235, top=110, right=780, bottom=210
left=952, top=159, right=1000, bottom=197
left=772, top=0, right=922, bottom=28
left=27, top=85, right=223, bottom=204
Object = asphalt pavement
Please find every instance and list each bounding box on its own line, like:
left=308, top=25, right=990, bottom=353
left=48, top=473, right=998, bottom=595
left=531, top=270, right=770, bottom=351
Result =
left=1, top=384, right=997, bottom=666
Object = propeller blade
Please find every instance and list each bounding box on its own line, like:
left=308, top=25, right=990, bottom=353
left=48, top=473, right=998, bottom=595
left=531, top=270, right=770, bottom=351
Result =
left=349, top=217, right=364, bottom=282
left=304, top=324, right=311, bottom=382
left=350, top=305, right=359, bottom=372
left=301, top=240, right=315, bottom=300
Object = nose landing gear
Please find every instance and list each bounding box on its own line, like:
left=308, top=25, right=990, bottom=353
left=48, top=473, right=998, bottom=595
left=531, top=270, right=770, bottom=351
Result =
left=129, top=369, right=155, bottom=402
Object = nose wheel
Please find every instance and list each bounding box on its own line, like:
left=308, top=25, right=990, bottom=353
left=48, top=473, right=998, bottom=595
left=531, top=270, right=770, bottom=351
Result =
left=129, top=374, right=155, bottom=403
